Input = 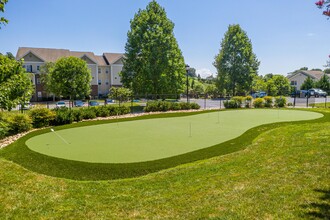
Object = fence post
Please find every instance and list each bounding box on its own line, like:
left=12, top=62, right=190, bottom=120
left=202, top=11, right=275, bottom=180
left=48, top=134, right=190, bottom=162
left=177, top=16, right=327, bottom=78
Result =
left=204, top=94, right=206, bottom=109
left=306, top=95, right=309, bottom=108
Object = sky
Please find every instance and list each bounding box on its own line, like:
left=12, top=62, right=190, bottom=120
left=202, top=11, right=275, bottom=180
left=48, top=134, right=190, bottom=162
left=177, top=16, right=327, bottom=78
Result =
left=0, top=0, right=329, bottom=78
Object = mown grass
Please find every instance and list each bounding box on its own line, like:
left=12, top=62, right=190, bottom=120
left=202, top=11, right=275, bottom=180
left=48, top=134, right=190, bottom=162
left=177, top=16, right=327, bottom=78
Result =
left=310, top=102, right=330, bottom=108
left=0, top=109, right=329, bottom=219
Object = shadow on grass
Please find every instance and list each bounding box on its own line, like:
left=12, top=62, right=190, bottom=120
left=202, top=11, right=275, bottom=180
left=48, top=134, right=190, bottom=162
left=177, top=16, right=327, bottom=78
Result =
left=301, top=189, right=330, bottom=219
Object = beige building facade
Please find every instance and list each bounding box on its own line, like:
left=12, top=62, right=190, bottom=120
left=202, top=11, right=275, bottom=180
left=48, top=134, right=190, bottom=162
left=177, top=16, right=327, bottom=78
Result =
left=287, top=70, right=329, bottom=90
left=16, top=47, right=124, bottom=101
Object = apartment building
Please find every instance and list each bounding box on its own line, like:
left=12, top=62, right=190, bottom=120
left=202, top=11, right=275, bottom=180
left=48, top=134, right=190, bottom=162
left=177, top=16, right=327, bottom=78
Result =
left=16, top=47, right=123, bottom=101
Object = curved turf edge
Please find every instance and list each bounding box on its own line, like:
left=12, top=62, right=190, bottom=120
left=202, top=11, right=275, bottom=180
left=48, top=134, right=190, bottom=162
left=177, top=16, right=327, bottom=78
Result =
left=0, top=109, right=328, bottom=181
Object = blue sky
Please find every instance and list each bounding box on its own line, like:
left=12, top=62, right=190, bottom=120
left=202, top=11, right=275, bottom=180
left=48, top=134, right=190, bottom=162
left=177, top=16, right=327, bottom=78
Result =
left=1, top=0, right=329, bottom=77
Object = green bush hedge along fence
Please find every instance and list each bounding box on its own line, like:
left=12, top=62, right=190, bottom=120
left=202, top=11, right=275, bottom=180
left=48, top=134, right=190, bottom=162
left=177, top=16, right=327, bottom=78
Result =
left=0, top=101, right=200, bottom=140
left=223, top=96, right=288, bottom=109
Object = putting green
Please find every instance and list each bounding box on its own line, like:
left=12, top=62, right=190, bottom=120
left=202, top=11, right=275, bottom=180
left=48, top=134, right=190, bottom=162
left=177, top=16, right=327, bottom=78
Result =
left=26, top=109, right=322, bottom=163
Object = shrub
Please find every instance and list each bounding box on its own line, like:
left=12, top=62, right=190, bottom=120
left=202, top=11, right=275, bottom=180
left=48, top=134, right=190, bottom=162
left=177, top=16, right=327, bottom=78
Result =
left=253, top=98, right=264, bottom=108
left=29, top=107, right=56, bottom=128
left=189, top=102, right=200, bottom=110
left=231, top=96, right=245, bottom=107
left=274, top=96, right=287, bottom=107
left=144, top=101, right=200, bottom=112
left=224, top=100, right=239, bottom=109
left=52, top=107, right=73, bottom=126
left=72, top=109, right=83, bottom=122
left=117, top=106, right=130, bottom=115
left=245, top=96, right=253, bottom=102
left=95, top=106, right=110, bottom=117
left=264, top=96, right=273, bottom=108
left=7, top=114, right=32, bottom=134
left=80, top=107, right=97, bottom=120
left=0, top=121, right=9, bottom=139
left=287, top=102, right=293, bottom=107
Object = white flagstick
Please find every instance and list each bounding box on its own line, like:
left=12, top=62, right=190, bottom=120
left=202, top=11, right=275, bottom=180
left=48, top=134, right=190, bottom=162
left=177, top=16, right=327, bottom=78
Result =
left=51, top=128, right=70, bottom=144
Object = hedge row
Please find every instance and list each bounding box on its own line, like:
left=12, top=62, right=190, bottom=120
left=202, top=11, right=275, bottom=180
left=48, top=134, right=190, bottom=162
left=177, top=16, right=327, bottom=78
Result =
left=0, top=105, right=130, bottom=139
left=144, top=101, right=200, bottom=112
left=224, top=96, right=287, bottom=109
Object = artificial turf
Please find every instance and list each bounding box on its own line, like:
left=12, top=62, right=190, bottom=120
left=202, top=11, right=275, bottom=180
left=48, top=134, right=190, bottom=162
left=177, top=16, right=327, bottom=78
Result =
left=0, top=108, right=328, bottom=180
left=26, top=109, right=322, bottom=163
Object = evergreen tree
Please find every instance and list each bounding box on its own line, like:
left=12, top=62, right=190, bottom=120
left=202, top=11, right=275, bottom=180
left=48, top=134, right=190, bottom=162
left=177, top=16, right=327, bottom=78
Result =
left=214, top=24, right=259, bottom=96
left=317, top=74, right=330, bottom=92
left=300, top=76, right=315, bottom=90
left=121, top=1, right=186, bottom=98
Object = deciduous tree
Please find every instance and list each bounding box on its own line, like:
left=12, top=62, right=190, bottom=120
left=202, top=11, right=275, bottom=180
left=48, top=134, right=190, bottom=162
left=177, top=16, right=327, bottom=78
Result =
left=45, top=57, right=91, bottom=101
left=0, top=54, right=33, bottom=110
left=121, top=0, right=186, bottom=98
left=0, top=0, right=8, bottom=28
left=214, top=24, right=259, bottom=96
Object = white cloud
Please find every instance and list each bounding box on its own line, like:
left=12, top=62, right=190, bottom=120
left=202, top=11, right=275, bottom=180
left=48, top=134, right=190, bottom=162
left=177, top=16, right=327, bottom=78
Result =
left=196, top=68, right=214, bottom=78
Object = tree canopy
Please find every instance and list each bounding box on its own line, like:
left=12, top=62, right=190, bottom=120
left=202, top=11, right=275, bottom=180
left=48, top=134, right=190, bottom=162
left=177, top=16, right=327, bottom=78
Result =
left=0, top=54, right=34, bottom=110
left=43, top=57, right=91, bottom=100
left=214, top=24, right=260, bottom=96
left=0, top=0, right=8, bottom=28
left=316, top=74, right=330, bottom=92
left=300, top=76, right=315, bottom=90
left=121, top=0, right=186, bottom=98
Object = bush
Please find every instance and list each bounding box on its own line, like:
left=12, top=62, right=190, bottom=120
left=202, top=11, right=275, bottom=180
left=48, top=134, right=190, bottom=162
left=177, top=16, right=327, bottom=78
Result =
left=253, top=98, right=264, bottom=108
left=264, top=96, right=273, bottom=108
left=274, top=96, right=287, bottom=107
left=245, top=96, right=253, bottom=101
left=80, top=107, right=97, bottom=120
left=0, top=120, right=9, bottom=139
left=52, top=107, right=74, bottom=126
left=232, top=96, right=245, bottom=107
left=7, top=114, right=32, bottom=134
left=144, top=101, right=200, bottom=112
left=95, top=106, right=110, bottom=117
left=71, top=109, right=83, bottom=122
left=117, top=106, right=130, bottom=115
left=224, top=100, right=239, bottom=109
left=29, top=107, right=56, bottom=128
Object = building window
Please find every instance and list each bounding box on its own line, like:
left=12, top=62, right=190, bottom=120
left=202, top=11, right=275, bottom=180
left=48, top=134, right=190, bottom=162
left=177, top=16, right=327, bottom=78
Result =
left=37, top=91, right=42, bottom=98
left=290, top=81, right=297, bottom=86
left=37, top=66, right=40, bottom=71
left=98, top=68, right=101, bottom=74
left=106, top=68, right=109, bottom=74
left=106, top=81, right=109, bottom=85
left=27, top=65, right=32, bottom=72
left=36, top=78, right=41, bottom=84
left=98, top=79, right=101, bottom=85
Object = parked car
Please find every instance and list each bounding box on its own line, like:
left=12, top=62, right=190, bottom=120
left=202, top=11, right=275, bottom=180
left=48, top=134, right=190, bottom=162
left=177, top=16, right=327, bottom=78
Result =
left=105, top=99, right=114, bottom=104
left=89, top=101, right=99, bottom=106
left=306, top=88, right=327, bottom=97
left=74, top=100, right=84, bottom=107
left=56, top=101, right=66, bottom=108
left=251, top=91, right=267, bottom=98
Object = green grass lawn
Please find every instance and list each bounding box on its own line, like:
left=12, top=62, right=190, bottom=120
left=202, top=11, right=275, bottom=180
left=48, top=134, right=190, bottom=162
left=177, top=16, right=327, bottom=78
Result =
left=26, top=109, right=322, bottom=163
left=0, top=109, right=329, bottom=219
